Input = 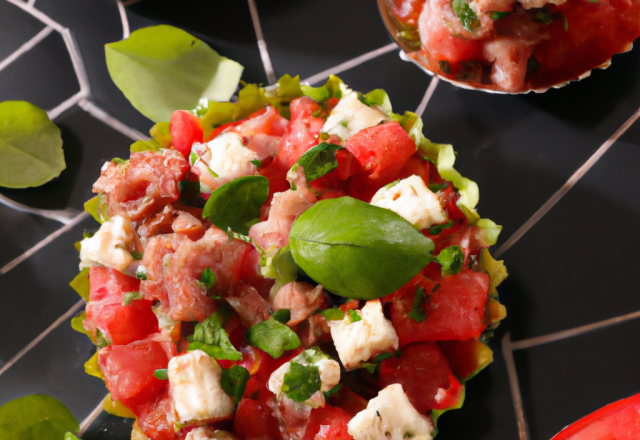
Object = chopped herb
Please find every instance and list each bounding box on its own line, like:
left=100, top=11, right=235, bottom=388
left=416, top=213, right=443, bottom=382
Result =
left=135, top=265, right=148, bottom=281
left=187, top=307, right=243, bottom=361
left=374, top=352, right=393, bottom=363
left=408, top=286, right=427, bottom=323
left=488, top=10, right=513, bottom=19
left=208, top=167, right=219, bottom=178
left=360, top=362, right=377, bottom=375
left=130, top=251, right=143, bottom=260
left=320, top=308, right=346, bottom=321
left=439, top=60, right=452, bottom=74
left=250, top=159, right=262, bottom=167
left=428, top=183, right=448, bottom=193
left=432, top=283, right=441, bottom=293
left=154, top=369, right=168, bottom=380
left=200, top=266, right=216, bottom=290
left=289, top=142, right=344, bottom=183
left=341, top=121, right=349, bottom=128
left=95, top=328, right=111, bottom=348
left=247, top=317, right=301, bottom=359
left=220, top=365, right=250, bottom=406
left=429, top=220, right=454, bottom=235
left=394, top=350, right=402, bottom=358
left=282, top=362, right=321, bottom=402
left=376, top=410, right=381, bottom=418
left=189, top=151, right=199, bottom=166
left=111, top=157, right=127, bottom=165
left=561, top=12, right=568, bottom=31
left=348, top=309, right=362, bottom=323
left=122, top=291, right=143, bottom=306
left=451, top=0, right=481, bottom=32
left=436, top=245, right=465, bottom=276
left=272, top=309, right=291, bottom=324
left=319, top=132, right=330, bottom=140
left=533, top=6, right=554, bottom=24
left=322, top=383, right=343, bottom=400
left=526, top=55, right=540, bottom=79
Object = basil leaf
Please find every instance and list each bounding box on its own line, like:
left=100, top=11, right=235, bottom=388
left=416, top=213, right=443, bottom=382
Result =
left=122, top=291, right=143, bottom=306
left=429, top=220, right=454, bottom=236
left=69, top=268, right=90, bottom=302
left=452, top=0, right=481, bottom=32
left=289, top=197, right=434, bottom=300
left=373, top=352, right=393, bottom=363
left=322, top=383, right=342, bottom=400
left=200, top=266, right=216, bottom=290
left=320, top=308, right=345, bottom=321
left=436, top=246, right=465, bottom=276
left=84, top=193, right=109, bottom=224
left=282, top=362, right=321, bottom=402
left=154, top=369, right=168, bottom=380
left=408, top=286, right=427, bottom=323
left=188, top=308, right=242, bottom=361
left=247, top=317, right=301, bottom=359
left=269, top=246, right=299, bottom=295
left=360, top=362, right=377, bottom=375
left=489, top=10, right=513, bottom=19
left=300, top=75, right=343, bottom=103
left=130, top=251, right=143, bottom=260
left=95, top=329, right=111, bottom=348
left=220, top=365, right=250, bottom=406
left=272, top=309, right=291, bottom=324
left=0, top=394, right=79, bottom=440
left=105, top=25, right=243, bottom=123
left=359, top=89, right=389, bottom=108
left=348, top=310, right=362, bottom=323
left=250, top=159, right=262, bottom=167
left=291, top=142, right=343, bottom=183
left=0, top=101, right=65, bottom=188
left=135, top=265, right=148, bottom=281
left=202, top=175, right=269, bottom=235
left=65, top=432, right=81, bottom=440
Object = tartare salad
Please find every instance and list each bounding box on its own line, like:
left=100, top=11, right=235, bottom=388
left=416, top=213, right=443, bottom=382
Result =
left=385, top=0, right=640, bottom=92
left=72, top=75, right=507, bottom=440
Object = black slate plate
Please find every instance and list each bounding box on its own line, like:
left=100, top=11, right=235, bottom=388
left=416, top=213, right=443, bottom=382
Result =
left=0, top=1, right=639, bottom=439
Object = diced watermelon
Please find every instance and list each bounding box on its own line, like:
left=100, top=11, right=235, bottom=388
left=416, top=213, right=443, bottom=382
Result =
left=89, top=267, right=140, bottom=302
left=301, top=405, right=354, bottom=440
left=170, top=110, right=203, bottom=158
left=134, top=386, right=175, bottom=440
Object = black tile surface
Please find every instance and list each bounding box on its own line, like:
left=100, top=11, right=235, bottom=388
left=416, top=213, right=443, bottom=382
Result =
left=514, top=318, right=640, bottom=440
left=0, top=0, right=45, bottom=61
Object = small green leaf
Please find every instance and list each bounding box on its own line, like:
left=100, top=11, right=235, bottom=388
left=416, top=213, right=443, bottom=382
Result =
left=84, top=194, right=109, bottom=224
left=272, top=309, right=291, bottom=324
left=408, top=286, right=427, bottom=323
left=122, top=291, right=143, bottom=306
left=0, top=101, right=65, bottom=188
left=290, top=142, right=344, bottom=183
left=300, top=75, right=343, bottom=103
left=70, top=311, right=90, bottom=337
left=436, top=246, right=465, bottom=276
left=282, top=362, right=321, bottom=402
left=360, top=362, right=377, bottom=375
left=320, top=308, right=345, bottom=321
left=246, top=317, right=301, bottom=359
left=489, top=10, right=513, bottom=19
left=348, top=309, right=362, bottom=323
left=188, top=307, right=242, bottom=361
left=452, top=0, right=481, bottom=32
left=359, top=89, right=390, bottom=109
left=69, top=268, right=90, bottom=302
left=154, top=369, right=168, bottom=380
left=149, top=121, right=172, bottom=148
left=289, top=197, right=434, bottom=300
left=429, top=220, right=454, bottom=236
left=428, top=183, right=448, bottom=193
left=130, top=251, right=143, bottom=260
left=105, top=25, right=243, bottom=123
left=322, top=383, right=342, bottom=400
left=95, top=329, right=111, bottom=348
left=130, top=139, right=161, bottom=153
left=373, top=352, right=393, bottom=363
left=64, top=432, right=81, bottom=440
left=220, top=365, right=250, bottom=406
left=135, top=265, right=148, bottom=281
left=202, top=175, right=269, bottom=235
left=200, top=266, right=216, bottom=290
left=0, top=394, right=79, bottom=440
left=250, top=159, right=262, bottom=167
left=265, top=245, right=299, bottom=295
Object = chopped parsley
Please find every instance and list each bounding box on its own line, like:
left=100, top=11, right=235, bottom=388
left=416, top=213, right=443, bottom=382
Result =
left=135, top=265, right=148, bottom=280
left=272, top=309, right=291, bottom=324
left=122, top=291, right=143, bottom=306
left=348, top=309, right=362, bottom=323
left=436, top=245, right=465, bottom=276
left=408, top=286, right=427, bottom=323
left=153, top=369, right=168, bottom=380
left=200, top=266, right=216, bottom=290
left=282, top=362, right=321, bottom=402
left=320, top=308, right=346, bottom=321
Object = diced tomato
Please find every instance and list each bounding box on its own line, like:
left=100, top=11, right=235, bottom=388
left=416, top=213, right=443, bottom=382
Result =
left=391, top=269, right=490, bottom=343
left=345, top=121, right=416, bottom=179
left=259, top=159, right=291, bottom=202
left=134, top=385, right=175, bottom=440
left=336, top=149, right=361, bottom=180
left=240, top=247, right=275, bottom=298
left=301, top=405, right=353, bottom=440
left=551, top=392, right=640, bottom=440
left=431, top=370, right=465, bottom=411
left=170, top=110, right=203, bottom=158
left=89, top=299, right=159, bottom=346
left=232, top=106, right=289, bottom=137
left=208, top=121, right=236, bottom=142
left=328, top=385, right=369, bottom=417
left=98, top=335, right=176, bottom=408
left=89, top=267, right=140, bottom=302
left=234, top=389, right=281, bottom=440
left=379, top=342, right=451, bottom=414
left=275, top=97, right=324, bottom=169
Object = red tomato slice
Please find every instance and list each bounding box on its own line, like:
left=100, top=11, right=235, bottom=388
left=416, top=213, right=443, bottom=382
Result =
left=234, top=389, right=281, bottom=440
left=134, top=385, right=175, bottom=440
left=301, top=405, right=354, bottom=440
left=551, top=392, right=640, bottom=440
left=89, top=267, right=140, bottom=302
left=88, top=299, right=159, bottom=346
left=275, top=97, right=324, bottom=169
left=170, top=110, right=203, bottom=158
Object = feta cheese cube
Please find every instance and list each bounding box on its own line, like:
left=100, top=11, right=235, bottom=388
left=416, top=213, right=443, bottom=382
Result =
left=329, top=300, right=399, bottom=370
left=79, top=215, right=139, bottom=272
left=348, top=384, right=434, bottom=440
left=322, top=84, right=389, bottom=140
left=168, top=350, right=233, bottom=423
left=371, top=175, right=448, bottom=230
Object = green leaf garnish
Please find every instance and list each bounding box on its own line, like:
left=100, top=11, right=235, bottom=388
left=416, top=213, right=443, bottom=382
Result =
left=0, top=395, right=79, bottom=440
left=428, top=183, right=448, bottom=193
left=250, top=159, right=262, bottom=167
left=282, top=362, right=321, bottom=402
left=436, top=245, right=465, bottom=276
left=105, top=25, right=243, bottom=123
left=290, top=142, right=344, bottom=183
left=95, top=329, right=111, bottom=348
left=84, top=193, right=109, bottom=224
left=348, top=309, right=362, bottom=323
left=262, top=245, right=299, bottom=295
left=122, top=291, right=143, bottom=306
left=373, top=352, right=393, bottom=363
left=130, top=251, right=143, bottom=260
left=452, top=0, right=481, bottom=32
left=69, top=268, right=90, bottom=302
left=360, top=362, right=377, bottom=375
left=130, top=139, right=162, bottom=153
left=154, top=369, right=168, bottom=380
left=429, top=220, right=454, bottom=236
left=200, top=266, right=216, bottom=290
left=300, top=75, right=343, bottom=103
left=202, top=175, right=269, bottom=235
left=135, top=265, right=148, bottom=281
left=272, top=309, right=291, bottom=324
left=408, top=286, right=427, bottom=323
left=359, top=89, right=390, bottom=110
left=0, top=101, right=65, bottom=188
left=65, top=432, right=81, bottom=440
left=188, top=307, right=242, bottom=361
left=289, top=197, right=434, bottom=300
left=246, top=317, right=301, bottom=359
left=488, top=10, right=513, bottom=19
left=70, top=311, right=90, bottom=338
left=320, top=308, right=346, bottom=321
left=220, top=365, right=250, bottom=406
left=322, top=383, right=342, bottom=400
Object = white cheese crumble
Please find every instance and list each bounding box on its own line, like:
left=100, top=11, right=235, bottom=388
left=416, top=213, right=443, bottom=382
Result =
left=328, top=300, right=399, bottom=370
left=168, top=350, right=234, bottom=423
left=185, top=427, right=238, bottom=440
left=193, top=132, right=259, bottom=190
left=348, top=384, right=434, bottom=440
left=371, top=175, right=448, bottom=230
left=79, top=215, right=138, bottom=272
left=321, top=84, right=389, bottom=140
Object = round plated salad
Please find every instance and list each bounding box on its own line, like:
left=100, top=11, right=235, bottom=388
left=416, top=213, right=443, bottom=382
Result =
left=381, top=0, right=640, bottom=92
left=73, top=75, right=507, bottom=440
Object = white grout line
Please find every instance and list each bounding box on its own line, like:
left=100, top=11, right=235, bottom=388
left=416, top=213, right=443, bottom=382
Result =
left=247, top=0, right=276, bottom=85
left=0, top=212, right=89, bottom=276
left=47, top=90, right=85, bottom=120
left=0, top=25, right=53, bottom=73
left=5, top=0, right=65, bottom=33
left=115, top=0, right=130, bottom=40
left=511, top=308, right=640, bottom=350
left=78, top=99, right=148, bottom=141
left=0, top=299, right=84, bottom=377
left=301, top=43, right=398, bottom=86
left=494, top=105, right=640, bottom=259
left=60, top=28, right=91, bottom=96
left=79, top=394, right=108, bottom=435
left=415, top=77, right=439, bottom=116
left=502, top=333, right=531, bottom=440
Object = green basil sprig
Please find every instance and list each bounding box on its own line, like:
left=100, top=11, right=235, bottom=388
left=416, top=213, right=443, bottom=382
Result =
left=452, top=0, right=481, bottom=32
left=290, top=142, right=343, bottom=183
left=0, top=394, right=79, bottom=440
left=202, top=175, right=269, bottom=235
left=282, top=362, right=322, bottom=402
left=187, top=307, right=242, bottom=361
left=246, top=317, right=301, bottom=359
left=436, top=245, right=464, bottom=276
left=289, top=197, right=434, bottom=300
left=220, top=365, right=250, bottom=407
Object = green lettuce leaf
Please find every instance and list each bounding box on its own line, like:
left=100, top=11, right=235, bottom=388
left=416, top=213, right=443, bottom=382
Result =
left=0, top=395, right=79, bottom=440
left=69, top=268, right=90, bottom=302
left=246, top=317, right=301, bottom=359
